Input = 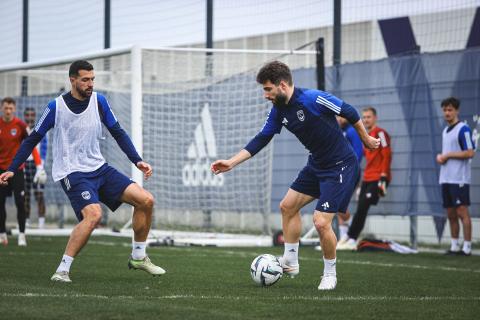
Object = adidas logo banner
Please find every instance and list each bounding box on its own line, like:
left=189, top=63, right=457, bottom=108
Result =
left=182, top=103, right=224, bottom=187
left=141, top=81, right=272, bottom=213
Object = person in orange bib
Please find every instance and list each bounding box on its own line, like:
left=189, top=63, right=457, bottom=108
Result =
left=0, top=97, right=41, bottom=246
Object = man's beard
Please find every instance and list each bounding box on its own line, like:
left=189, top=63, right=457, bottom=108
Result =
left=76, top=84, right=93, bottom=98
left=274, top=93, right=288, bottom=107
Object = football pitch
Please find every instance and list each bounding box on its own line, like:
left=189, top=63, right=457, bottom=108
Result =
left=0, top=236, right=478, bottom=320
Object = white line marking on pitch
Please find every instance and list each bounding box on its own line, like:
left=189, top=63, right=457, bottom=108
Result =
left=1, top=293, right=479, bottom=302
left=76, top=243, right=480, bottom=274
left=200, top=249, right=480, bottom=274
left=338, top=259, right=480, bottom=274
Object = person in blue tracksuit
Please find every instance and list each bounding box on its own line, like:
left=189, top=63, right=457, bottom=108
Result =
left=211, top=61, right=379, bottom=290
left=336, top=116, right=363, bottom=242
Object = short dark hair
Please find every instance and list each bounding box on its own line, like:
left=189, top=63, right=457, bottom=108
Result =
left=441, top=97, right=460, bottom=110
left=362, top=106, right=377, bottom=116
left=24, top=107, right=35, bottom=114
left=69, top=60, right=94, bottom=77
left=1, top=97, right=16, bottom=105
left=256, top=61, right=293, bottom=86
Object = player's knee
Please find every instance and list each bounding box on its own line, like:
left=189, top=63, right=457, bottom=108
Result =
left=140, top=191, right=155, bottom=210
left=83, top=207, right=102, bottom=229
left=457, top=208, right=471, bottom=221
left=339, top=212, right=350, bottom=222
left=446, top=210, right=457, bottom=220
left=313, top=214, right=331, bottom=232
left=279, top=200, right=296, bottom=216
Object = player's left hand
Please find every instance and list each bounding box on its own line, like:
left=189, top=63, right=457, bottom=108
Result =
left=137, top=161, right=153, bottom=180
left=0, top=171, right=14, bottom=186
left=436, top=153, right=447, bottom=164
left=378, top=176, right=388, bottom=197
left=364, top=136, right=380, bottom=150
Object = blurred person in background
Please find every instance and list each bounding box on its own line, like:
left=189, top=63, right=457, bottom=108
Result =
left=0, top=97, right=41, bottom=246
left=336, top=116, right=363, bottom=242
left=315, top=116, right=363, bottom=251
left=23, top=107, right=48, bottom=229
left=437, top=97, right=475, bottom=256
left=337, top=107, right=392, bottom=250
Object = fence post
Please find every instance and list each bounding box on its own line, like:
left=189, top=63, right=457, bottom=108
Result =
left=410, top=215, right=418, bottom=249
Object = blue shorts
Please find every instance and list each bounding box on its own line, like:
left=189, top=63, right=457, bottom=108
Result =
left=60, top=163, right=134, bottom=221
left=441, top=183, right=470, bottom=208
left=290, top=157, right=360, bottom=213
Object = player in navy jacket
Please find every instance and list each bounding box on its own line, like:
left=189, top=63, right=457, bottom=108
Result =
left=211, top=61, right=379, bottom=290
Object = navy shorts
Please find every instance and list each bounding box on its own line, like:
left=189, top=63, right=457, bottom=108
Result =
left=441, top=183, right=470, bottom=208
left=290, top=157, right=360, bottom=213
left=60, top=163, right=134, bottom=221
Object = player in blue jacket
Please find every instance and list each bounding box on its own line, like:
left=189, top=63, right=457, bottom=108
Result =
left=211, top=61, right=379, bottom=290
left=336, top=116, right=363, bottom=241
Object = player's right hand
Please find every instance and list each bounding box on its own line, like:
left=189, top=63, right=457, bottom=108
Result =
left=136, top=161, right=153, bottom=180
left=211, top=160, right=233, bottom=175
left=364, top=136, right=380, bottom=150
left=0, top=171, right=14, bottom=186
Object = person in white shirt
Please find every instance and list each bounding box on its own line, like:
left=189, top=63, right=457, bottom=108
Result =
left=436, top=97, right=475, bottom=256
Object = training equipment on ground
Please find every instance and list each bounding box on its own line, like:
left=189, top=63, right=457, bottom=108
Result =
left=250, top=254, right=283, bottom=286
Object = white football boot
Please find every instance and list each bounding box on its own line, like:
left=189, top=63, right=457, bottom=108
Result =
left=0, top=233, right=8, bottom=246
left=51, top=271, right=72, bottom=283
left=128, top=256, right=166, bottom=276
left=318, top=275, right=337, bottom=290
left=18, top=233, right=27, bottom=246
left=277, top=256, right=299, bottom=278
left=336, top=234, right=349, bottom=248
left=336, top=238, right=357, bottom=251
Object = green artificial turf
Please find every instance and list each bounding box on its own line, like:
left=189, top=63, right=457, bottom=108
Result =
left=0, top=236, right=479, bottom=320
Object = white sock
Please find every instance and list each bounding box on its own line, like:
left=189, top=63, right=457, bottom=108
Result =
left=56, top=255, right=74, bottom=273
left=283, top=242, right=299, bottom=266
left=450, top=238, right=460, bottom=252
left=462, top=241, right=471, bottom=254
left=38, top=217, right=45, bottom=229
left=323, top=257, right=337, bottom=277
left=339, top=225, right=348, bottom=240
left=132, top=241, right=147, bottom=260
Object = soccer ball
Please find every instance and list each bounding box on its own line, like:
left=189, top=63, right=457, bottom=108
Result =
left=250, top=254, right=283, bottom=286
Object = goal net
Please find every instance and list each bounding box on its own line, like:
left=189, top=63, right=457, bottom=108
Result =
left=0, top=46, right=316, bottom=234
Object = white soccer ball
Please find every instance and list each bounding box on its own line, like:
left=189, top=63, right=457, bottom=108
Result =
left=250, top=254, right=283, bottom=286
